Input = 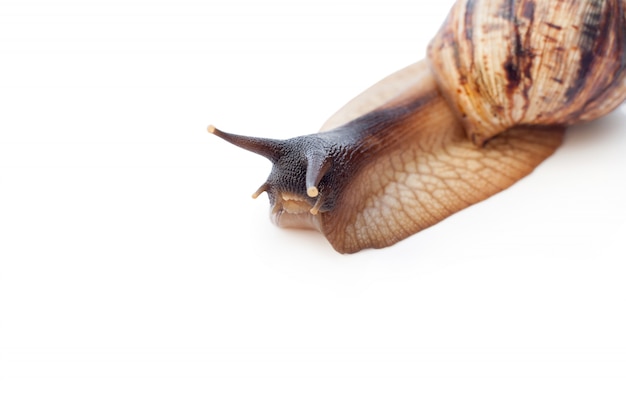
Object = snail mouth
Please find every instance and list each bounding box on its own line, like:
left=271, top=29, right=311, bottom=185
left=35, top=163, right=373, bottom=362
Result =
left=270, top=192, right=322, bottom=231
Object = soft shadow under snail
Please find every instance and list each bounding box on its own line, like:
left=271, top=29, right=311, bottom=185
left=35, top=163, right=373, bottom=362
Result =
left=209, top=0, right=626, bottom=253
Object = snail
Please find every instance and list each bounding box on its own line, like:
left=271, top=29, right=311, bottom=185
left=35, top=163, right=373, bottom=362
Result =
left=209, top=0, right=626, bottom=254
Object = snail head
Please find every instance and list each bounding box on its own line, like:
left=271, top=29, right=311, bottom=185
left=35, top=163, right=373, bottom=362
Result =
left=208, top=125, right=343, bottom=231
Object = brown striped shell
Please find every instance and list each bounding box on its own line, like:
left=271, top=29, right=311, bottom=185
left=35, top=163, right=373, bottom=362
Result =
left=428, top=0, right=626, bottom=145
left=210, top=0, right=626, bottom=253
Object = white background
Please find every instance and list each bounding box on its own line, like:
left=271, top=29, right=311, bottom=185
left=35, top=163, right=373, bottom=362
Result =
left=1, top=0, right=625, bottom=415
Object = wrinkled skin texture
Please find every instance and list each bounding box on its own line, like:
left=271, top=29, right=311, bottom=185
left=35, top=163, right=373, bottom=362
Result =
left=210, top=0, right=626, bottom=253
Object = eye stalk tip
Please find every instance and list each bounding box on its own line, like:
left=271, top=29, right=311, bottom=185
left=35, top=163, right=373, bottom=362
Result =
left=207, top=125, right=282, bottom=161
left=307, top=186, right=319, bottom=198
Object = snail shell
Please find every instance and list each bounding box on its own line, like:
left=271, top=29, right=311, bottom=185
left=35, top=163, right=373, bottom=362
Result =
left=209, top=0, right=626, bottom=253
left=429, top=0, right=626, bottom=146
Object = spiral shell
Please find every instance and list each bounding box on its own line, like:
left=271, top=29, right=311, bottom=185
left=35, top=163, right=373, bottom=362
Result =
left=428, top=0, right=626, bottom=145
left=210, top=0, right=626, bottom=253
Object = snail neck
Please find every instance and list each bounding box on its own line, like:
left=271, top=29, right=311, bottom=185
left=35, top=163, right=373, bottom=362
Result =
left=326, top=79, right=463, bottom=169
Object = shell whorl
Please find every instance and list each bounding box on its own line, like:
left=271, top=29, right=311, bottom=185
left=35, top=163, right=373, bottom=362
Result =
left=209, top=0, right=626, bottom=253
left=428, top=0, right=626, bottom=145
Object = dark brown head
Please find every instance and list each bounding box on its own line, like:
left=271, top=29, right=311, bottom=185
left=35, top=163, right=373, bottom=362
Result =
left=208, top=125, right=350, bottom=231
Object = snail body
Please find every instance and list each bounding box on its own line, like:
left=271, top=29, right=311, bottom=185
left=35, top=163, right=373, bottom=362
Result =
left=209, top=0, right=626, bottom=253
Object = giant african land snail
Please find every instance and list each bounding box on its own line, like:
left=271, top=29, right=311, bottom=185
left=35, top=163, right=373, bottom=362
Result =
left=209, top=0, right=626, bottom=253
